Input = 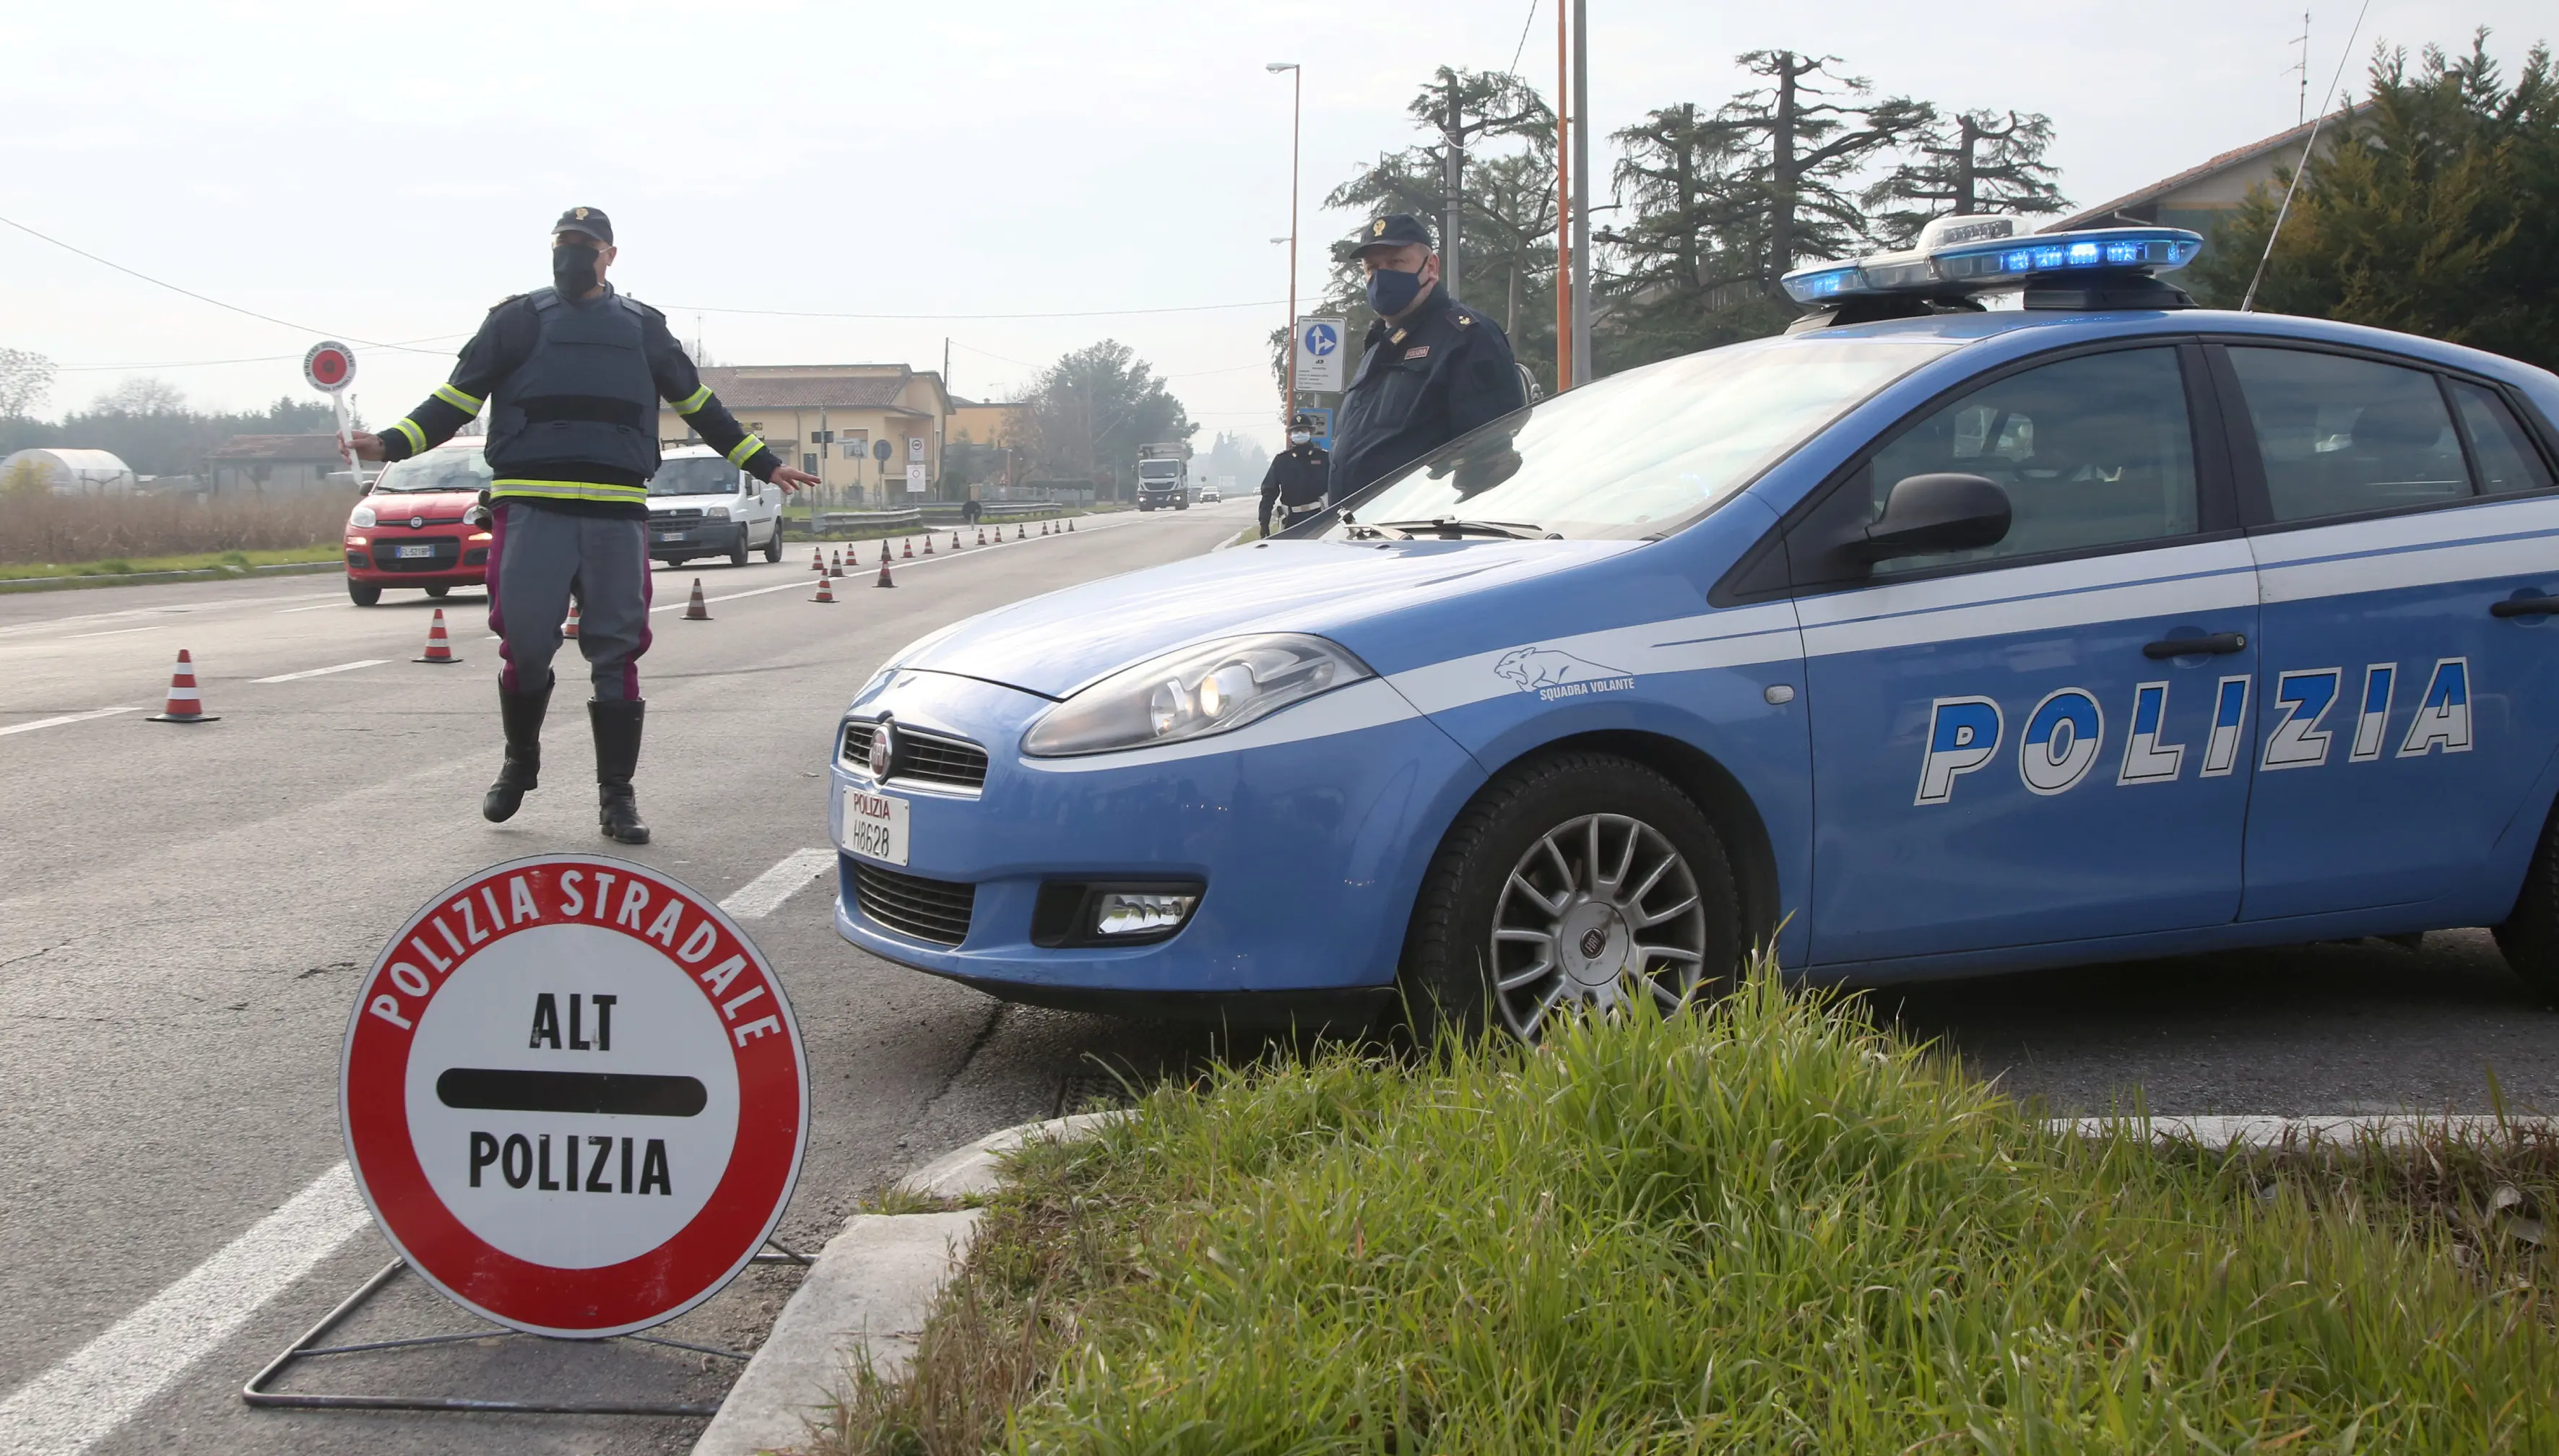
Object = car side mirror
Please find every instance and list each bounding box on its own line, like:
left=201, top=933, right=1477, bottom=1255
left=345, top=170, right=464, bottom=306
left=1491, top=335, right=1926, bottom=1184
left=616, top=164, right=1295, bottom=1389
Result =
left=1843, top=472, right=2010, bottom=563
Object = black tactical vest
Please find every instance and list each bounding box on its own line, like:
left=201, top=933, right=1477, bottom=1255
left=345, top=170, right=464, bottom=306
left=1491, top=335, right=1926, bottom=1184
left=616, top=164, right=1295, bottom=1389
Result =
left=484, top=287, right=662, bottom=497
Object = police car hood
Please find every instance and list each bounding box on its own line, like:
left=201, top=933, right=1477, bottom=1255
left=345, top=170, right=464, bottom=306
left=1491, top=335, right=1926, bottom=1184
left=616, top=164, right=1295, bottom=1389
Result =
left=897, top=538, right=1633, bottom=698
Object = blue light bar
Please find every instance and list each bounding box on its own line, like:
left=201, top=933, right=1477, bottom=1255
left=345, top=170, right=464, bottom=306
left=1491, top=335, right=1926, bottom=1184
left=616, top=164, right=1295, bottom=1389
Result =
left=1779, top=223, right=2205, bottom=308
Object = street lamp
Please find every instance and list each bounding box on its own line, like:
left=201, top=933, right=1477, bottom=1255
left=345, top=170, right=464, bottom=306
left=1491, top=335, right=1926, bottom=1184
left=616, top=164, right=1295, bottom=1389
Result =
left=1267, top=61, right=1301, bottom=430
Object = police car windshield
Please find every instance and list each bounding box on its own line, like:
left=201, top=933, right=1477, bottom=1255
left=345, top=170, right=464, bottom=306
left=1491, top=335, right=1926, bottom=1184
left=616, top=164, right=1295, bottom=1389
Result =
left=373, top=450, right=491, bottom=493
left=648, top=458, right=742, bottom=495
left=1326, top=337, right=1955, bottom=541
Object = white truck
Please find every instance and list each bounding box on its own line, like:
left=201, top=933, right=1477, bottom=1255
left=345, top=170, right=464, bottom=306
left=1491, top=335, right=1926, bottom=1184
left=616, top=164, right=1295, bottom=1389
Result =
left=645, top=444, right=784, bottom=567
left=1135, top=441, right=1190, bottom=511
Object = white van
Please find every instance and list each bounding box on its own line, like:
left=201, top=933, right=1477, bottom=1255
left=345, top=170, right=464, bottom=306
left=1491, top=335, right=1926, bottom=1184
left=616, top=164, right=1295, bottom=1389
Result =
left=646, top=445, right=784, bottom=567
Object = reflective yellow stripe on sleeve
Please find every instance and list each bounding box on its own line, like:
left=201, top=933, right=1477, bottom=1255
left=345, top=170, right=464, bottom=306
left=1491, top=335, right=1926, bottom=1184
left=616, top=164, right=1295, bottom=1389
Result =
left=724, top=434, right=766, bottom=467
left=673, top=385, right=713, bottom=416
left=389, top=417, right=427, bottom=453
left=432, top=384, right=485, bottom=416
left=488, top=479, right=651, bottom=504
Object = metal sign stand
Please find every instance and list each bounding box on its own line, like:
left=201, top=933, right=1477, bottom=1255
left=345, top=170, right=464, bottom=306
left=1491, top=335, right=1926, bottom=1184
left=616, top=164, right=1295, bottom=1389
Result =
left=241, top=1241, right=810, bottom=1417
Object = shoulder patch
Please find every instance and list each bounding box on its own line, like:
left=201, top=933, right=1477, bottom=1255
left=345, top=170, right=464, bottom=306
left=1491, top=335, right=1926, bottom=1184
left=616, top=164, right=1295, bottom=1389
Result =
left=1455, top=310, right=1474, bottom=327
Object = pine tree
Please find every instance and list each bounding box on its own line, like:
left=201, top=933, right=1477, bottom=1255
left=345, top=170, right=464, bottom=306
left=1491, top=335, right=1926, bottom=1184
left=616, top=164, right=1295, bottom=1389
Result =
left=1865, top=109, right=2069, bottom=246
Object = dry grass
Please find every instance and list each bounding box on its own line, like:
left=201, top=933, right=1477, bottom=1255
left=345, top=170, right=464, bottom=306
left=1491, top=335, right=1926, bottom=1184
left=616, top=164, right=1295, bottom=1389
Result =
left=0, top=490, right=350, bottom=566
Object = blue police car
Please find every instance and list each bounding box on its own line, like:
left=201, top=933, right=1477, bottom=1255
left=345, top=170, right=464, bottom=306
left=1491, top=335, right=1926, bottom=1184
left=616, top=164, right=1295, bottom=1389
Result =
left=830, top=214, right=2559, bottom=1039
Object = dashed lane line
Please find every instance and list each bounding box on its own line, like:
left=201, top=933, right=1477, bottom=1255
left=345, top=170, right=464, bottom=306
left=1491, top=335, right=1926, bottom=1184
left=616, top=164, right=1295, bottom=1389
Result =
left=251, top=659, right=390, bottom=684
left=720, top=847, right=837, bottom=919
left=61, top=625, right=164, bottom=639
left=0, top=1163, right=368, bottom=1456
left=0, top=707, right=143, bottom=737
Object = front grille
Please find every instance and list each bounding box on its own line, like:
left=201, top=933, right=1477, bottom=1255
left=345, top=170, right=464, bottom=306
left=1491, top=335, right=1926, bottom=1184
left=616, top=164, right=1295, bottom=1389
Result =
left=851, top=862, right=976, bottom=946
left=655, top=508, right=706, bottom=522
left=840, top=721, right=990, bottom=791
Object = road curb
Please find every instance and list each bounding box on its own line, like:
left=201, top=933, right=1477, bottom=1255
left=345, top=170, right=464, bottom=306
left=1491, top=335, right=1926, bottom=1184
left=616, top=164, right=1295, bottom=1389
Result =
left=0, top=560, right=342, bottom=594
left=689, top=1114, right=1122, bottom=1456
left=2050, top=1112, right=2556, bottom=1148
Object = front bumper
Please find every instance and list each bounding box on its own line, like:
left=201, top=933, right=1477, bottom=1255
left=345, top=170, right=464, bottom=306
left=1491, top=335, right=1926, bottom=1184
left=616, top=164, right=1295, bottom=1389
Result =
left=828, top=668, right=1483, bottom=1000
left=647, top=521, right=744, bottom=553
left=345, top=531, right=487, bottom=586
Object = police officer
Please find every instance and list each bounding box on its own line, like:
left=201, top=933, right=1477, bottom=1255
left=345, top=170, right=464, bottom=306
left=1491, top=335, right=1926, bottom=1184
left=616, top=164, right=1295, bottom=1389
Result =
left=352, top=207, right=820, bottom=845
left=1329, top=214, right=1528, bottom=502
left=1258, top=412, right=1331, bottom=535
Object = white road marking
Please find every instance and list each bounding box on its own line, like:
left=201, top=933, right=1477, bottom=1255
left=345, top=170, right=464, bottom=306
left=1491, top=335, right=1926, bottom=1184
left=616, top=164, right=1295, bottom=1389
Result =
left=274, top=601, right=350, bottom=614
left=62, top=625, right=163, bottom=639
left=0, top=707, right=142, bottom=737
left=720, top=847, right=836, bottom=919
left=0, top=1162, right=368, bottom=1456
left=251, top=659, right=389, bottom=684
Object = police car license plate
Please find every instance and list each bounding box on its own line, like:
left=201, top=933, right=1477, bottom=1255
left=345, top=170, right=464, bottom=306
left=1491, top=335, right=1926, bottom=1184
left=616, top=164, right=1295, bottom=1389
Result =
left=395, top=544, right=436, bottom=559
left=839, top=783, right=909, bottom=867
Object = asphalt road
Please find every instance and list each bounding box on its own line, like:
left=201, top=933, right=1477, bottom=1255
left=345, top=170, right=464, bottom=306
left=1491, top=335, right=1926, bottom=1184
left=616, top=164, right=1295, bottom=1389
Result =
left=3, top=495, right=2552, bottom=1455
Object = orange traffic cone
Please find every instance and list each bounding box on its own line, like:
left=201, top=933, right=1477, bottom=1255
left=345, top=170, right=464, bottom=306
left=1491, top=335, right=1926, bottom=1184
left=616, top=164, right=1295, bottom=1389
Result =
left=902, top=537, right=913, bottom=558
left=875, top=557, right=895, bottom=589
left=684, top=578, right=711, bottom=620
left=563, top=601, right=581, bottom=639
left=1039, top=521, right=1049, bottom=536
left=1068, top=517, right=1075, bottom=532
left=812, top=573, right=836, bottom=603
left=951, top=531, right=963, bottom=551
left=922, top=534, right=934, bottom=555
left=147, top=649, right=219, bottom=723
left=810, top=547, right=825, bottom=573
left=830, top=550, right=844, bottom=578
left=413, top=607, right=463, bottom=664
left=976, top=527, right=986, bottom=546
left=880, top=540, right=891, bottom=564
left=1017, top=522, right=1027, bottom=540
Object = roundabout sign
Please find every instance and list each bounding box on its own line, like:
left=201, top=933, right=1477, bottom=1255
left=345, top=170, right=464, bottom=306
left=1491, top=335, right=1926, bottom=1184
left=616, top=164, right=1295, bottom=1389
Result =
left=340, top=855, right=807, bottom=1338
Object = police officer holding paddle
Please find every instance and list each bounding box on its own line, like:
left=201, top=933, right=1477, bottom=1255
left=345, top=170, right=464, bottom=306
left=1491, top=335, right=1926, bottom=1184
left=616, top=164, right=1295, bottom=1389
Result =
left=352, top=207, right=820, bottom=845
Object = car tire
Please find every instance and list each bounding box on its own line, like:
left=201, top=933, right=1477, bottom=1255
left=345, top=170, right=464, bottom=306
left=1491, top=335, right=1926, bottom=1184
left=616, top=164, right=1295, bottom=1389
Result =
left=424, top=585, right=450, bottom=599
left=2492, top=799, right=2559, bottom=1004
left=347, top=581, right=381, bottom=607
left=762, top=525, right=783, bottom=563
left=728, top=529, right=750, bottom=568
left=1398, top=750, right=1740, bottom=1046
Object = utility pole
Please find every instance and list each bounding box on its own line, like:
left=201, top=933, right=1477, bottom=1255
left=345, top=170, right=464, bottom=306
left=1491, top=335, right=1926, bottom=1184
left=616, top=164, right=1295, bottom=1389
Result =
left=1268, top=61, right=1303, bottom=428
left=1441, top=74, right=1463, bottom=303
left=1569, top=0, right=1592, bottom=388
left=1554, top=0, right=1572, bottom=391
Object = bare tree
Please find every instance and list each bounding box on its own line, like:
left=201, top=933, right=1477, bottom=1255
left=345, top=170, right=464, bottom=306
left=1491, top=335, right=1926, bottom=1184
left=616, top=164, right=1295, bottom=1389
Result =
left=0, top=348, right=55, bottom=418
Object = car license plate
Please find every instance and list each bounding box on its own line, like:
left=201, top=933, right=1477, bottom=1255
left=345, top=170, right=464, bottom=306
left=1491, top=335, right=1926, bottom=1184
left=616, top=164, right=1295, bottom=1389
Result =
left=839, top=783, right=909, bottom=866
left=654, top=531, right=688, bottom=542
left=395, top=544, right=436, bottom=560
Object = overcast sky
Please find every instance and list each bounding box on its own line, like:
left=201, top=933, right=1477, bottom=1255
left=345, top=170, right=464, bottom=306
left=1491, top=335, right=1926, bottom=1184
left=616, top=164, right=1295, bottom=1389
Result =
left=3, top=0, right=2546, bottom=451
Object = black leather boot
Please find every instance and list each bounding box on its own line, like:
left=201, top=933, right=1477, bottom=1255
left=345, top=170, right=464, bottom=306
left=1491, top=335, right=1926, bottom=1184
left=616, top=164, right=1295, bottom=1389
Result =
left=481, top=676, right=552, bottom=823
left=590, top=698, right=650, bottom=845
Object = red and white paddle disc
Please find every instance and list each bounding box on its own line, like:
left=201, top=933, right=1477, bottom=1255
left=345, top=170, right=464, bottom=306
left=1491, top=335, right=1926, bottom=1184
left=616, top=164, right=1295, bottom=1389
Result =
left=303, top=341, right=355, bottom=393
left=341, top=854, right=807, bottom=1338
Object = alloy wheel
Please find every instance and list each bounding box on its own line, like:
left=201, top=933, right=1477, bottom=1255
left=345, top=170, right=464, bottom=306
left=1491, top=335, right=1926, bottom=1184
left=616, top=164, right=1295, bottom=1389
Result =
left=1487, top=812, right=1707, bottom=1039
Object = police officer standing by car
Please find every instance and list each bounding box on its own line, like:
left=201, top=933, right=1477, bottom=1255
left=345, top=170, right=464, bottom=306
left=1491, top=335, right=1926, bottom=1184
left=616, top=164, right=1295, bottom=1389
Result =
left=1328, top=214, right=1528, bottom=503
left=351, top=207, right=820, bottom=845
left=1257, top=412, right=1330, bottom=536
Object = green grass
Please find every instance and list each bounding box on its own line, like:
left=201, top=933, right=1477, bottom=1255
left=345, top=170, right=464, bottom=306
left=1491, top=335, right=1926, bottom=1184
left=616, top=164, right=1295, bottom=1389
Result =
left=0, top=545, right=342, bottom=586
left=821, top=968, right=2558, bottom=1455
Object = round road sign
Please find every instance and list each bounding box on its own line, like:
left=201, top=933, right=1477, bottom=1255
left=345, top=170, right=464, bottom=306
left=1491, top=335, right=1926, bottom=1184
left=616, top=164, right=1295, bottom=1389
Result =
left=303, top=341, right=356, bottom=393
left=341, top=854, right=807, bottom=1338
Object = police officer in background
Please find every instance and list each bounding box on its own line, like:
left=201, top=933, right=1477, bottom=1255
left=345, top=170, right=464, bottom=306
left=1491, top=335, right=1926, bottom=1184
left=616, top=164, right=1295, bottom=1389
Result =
left=352, top=207, right=820, bottom=845
left=1329, top=214, right=1528, bottom=502
left=1257, top=412, right=1330, bottom=535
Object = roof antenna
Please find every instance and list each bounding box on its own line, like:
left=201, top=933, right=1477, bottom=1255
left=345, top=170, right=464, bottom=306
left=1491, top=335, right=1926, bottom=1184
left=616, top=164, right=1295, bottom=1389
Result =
left=2291, top=12, right=2312, bottom=125
left=2241, top=0, right=2369, bottom=312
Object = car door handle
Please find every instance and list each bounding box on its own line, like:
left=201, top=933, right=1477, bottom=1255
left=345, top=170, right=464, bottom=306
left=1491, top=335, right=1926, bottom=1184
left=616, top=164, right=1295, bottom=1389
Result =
left=2142, top=632, right=2248, bottom=659
left=2490, top=596, right=2559, bottom=618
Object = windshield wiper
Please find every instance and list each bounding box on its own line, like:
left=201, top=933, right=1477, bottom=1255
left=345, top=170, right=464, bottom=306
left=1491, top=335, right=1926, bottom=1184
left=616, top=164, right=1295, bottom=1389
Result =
left=1367, top=517, right=1551, bottom=541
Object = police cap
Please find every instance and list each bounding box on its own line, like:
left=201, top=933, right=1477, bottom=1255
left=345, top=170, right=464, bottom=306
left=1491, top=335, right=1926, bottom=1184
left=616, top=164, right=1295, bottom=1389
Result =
left=551, top=206, right=614, bottom=244
left=1355, top=213, right=1434, bottom=256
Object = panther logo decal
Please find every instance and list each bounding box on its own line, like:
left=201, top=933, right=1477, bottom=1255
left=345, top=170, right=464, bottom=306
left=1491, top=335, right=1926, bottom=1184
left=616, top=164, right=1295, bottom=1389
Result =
left=1494, top=647, right=1629, bottom=693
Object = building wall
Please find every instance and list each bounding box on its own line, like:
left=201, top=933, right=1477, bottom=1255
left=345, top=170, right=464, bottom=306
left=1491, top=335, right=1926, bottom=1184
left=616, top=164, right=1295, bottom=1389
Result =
left=654, top=370, right=951, bottom=503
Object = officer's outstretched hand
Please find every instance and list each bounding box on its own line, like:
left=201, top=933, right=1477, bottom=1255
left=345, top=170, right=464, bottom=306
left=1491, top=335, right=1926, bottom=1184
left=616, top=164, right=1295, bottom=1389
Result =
left=347, top=432, right=387, bottom=462
left=768, top=466, right=820, bottom=492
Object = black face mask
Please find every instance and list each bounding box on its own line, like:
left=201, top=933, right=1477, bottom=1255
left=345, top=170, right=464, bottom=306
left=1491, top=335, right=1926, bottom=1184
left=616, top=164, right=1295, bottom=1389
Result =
left=552, top=243, right=599, bottom=295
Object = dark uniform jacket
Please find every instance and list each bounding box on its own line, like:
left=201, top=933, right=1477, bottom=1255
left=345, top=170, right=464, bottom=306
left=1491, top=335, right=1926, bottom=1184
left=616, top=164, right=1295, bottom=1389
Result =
left=1330, top=287, right=1526, bottom=500
left=1259, top=445, right=1331, bottom=521
left=375, top=285, right=781, bottom=519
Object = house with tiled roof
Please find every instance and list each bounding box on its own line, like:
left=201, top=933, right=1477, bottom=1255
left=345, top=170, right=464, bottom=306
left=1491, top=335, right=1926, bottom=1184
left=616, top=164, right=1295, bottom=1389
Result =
left=659, top=364, right=951, bottom=503
left=2044, top=103, right=2373, bottom=237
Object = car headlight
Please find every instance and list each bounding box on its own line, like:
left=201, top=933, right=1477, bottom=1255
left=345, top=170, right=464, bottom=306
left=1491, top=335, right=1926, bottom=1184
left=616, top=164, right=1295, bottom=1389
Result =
left=350, top=505, right=376, bottom=527
left=706, top=506, right=729, bottom=520
left=1022, top=633, right=1372, bottom=758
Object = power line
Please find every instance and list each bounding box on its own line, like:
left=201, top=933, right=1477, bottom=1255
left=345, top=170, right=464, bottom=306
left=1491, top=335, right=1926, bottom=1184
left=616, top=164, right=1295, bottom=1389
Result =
left=56, top=336, right=471, bottom=372
left=660, top=298, right=1286, bottom=321
left=0, top=212, right=449, bottom=354
left=1508, top=0, right=1541, bottom=75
